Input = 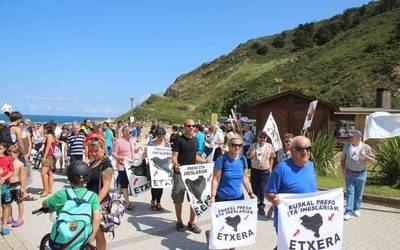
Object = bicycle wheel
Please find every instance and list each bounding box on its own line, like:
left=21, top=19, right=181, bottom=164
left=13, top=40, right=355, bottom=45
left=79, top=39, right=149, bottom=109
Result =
left=39, top=233, right=51, bottom=250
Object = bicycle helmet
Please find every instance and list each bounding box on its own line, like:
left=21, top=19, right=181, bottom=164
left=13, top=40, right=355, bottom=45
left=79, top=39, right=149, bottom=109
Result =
left=67, top=160, right=91, bottom=184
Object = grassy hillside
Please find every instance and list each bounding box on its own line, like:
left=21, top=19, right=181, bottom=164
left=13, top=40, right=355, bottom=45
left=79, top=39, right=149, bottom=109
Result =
left=121, top=0, right=400, bottom=123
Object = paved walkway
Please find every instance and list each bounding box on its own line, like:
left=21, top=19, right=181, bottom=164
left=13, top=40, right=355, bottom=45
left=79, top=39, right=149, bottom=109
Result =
left=1, top=170, right=400, bottom=249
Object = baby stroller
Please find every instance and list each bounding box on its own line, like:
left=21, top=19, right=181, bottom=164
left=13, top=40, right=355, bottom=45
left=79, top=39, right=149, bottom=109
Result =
left=31, top=143, right=44, bottom=170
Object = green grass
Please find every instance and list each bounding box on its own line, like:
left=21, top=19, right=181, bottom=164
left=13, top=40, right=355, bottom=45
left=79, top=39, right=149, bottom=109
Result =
left=317, top=175, right=400, bottom=199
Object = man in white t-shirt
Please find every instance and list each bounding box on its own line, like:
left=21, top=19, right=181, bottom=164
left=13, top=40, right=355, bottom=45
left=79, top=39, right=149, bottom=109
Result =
left=340, top=130, right=376, bottom=221
left=247, top=131, right=275, bottom=215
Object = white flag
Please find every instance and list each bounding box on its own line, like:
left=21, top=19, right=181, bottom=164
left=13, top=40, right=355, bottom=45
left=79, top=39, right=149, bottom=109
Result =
left=1, top=103, right=13, bottom=113
left=364, top=112, right=400, bottom=140
left=277, top=189, right=344, bottom=250
left=263, top=113, right=287, bottom=162
left=303, top=100, right=318, bottom=129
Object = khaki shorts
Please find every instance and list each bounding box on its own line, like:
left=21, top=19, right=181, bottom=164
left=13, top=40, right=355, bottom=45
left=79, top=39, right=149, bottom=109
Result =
left=171, top=172, right=190, bottom=204
left=42, top=157, right=55, bottom=168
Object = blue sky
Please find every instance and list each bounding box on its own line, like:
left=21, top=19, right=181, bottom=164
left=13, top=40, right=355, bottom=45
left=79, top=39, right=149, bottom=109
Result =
left=0, top=0, right=371, bottom=117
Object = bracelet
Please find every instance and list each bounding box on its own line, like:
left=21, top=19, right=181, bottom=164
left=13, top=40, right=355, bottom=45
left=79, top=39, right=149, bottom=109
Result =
left=248, top=192, right=253, bottom=196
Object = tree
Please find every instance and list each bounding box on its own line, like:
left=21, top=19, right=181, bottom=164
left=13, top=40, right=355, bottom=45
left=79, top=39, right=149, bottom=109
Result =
left=314, top=22, right=341, bottom=45
left=292, top=23, right=315, bottom=49
left=256, top=45, right=269, bottom=55
left=251, top=41, right=261, bottom=50
left=272, top=35, right=285, bottom=49
left=341, top=8, right=361, bottom=30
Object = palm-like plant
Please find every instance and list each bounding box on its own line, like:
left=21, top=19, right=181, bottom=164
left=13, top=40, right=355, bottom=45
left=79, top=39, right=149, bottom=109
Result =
left=309, top=131, right=338, bottom=176
left=374, top=136, right=400, bottom=187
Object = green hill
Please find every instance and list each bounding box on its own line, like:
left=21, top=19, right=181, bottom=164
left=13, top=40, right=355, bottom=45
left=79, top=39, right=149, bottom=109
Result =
left=120, top=0, right=400, bottom=124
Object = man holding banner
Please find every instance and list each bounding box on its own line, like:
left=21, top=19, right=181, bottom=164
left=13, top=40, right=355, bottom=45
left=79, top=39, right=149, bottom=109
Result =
left=266, top=136, right=317, bottom=247
left=171, top=119, right=207, bottom=233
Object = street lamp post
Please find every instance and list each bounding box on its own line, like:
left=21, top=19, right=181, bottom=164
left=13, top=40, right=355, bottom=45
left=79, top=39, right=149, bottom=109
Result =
left=129, top=97, right=135, bottom=118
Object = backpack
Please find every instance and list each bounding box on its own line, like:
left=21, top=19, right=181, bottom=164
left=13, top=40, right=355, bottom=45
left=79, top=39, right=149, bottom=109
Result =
left=0, top=125, right=15, bottom=148
left=49, top=188, right=94, bottom=250
left=98, top=164, right=125, bottom=236
left=100, top=191, right=125, bottom=236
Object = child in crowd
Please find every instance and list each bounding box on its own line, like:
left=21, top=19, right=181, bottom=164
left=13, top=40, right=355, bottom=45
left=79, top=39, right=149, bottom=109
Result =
left=7, top=145, right=25, bottom=228
left=0, top=143, right=14, bottom=235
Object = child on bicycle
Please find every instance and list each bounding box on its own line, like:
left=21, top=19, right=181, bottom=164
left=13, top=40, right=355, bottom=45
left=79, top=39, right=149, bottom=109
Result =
left=42, top=160, right=101, bottom=248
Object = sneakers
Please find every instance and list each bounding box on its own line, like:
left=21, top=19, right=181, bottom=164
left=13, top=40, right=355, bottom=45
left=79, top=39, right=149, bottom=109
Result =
left=344, top=213, right=352, bottom=221
left=12, top=220, right=24, bottom=228
left=354, top=210, right=361, bottom=217
left=1, top=228, right=10, bottom=235
left=187, top=223, right=202, bottom=234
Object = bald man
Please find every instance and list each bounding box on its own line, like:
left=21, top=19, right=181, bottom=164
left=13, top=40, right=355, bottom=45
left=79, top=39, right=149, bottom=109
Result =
left=266, top=136, right=317, bottom=235
left=171, top=119, right=207, bottom=233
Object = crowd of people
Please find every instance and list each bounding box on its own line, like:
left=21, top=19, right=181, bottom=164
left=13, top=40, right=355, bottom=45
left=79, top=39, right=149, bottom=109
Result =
left=0, top=111, right=376, bottom=249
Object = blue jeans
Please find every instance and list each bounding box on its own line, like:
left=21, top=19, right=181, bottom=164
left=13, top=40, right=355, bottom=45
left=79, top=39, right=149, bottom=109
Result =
left=251, top=168, right=270, bottom=210
left=345, top=170, right=367, bottom=214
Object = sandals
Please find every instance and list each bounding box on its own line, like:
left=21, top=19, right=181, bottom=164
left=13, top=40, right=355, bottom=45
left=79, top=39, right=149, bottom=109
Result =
left=125, top=203, right=135, bottom=211
left=187, top=223, right=201, bottom=234
left=155, top=204, right=164, bottom=212
left=22, top=195, right=37, bottom=201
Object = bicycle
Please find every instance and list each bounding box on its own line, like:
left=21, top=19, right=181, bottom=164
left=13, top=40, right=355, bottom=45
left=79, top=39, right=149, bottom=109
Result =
left=32, top=207, right=96, bottom=250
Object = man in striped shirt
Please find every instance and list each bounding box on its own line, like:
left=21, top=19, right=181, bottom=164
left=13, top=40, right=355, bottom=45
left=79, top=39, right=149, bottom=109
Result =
left=66, top=122, right=86, bottom=163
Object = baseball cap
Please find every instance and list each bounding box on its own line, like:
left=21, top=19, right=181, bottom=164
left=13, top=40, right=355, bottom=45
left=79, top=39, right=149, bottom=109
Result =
left=349, top=130, right=362, bottom=138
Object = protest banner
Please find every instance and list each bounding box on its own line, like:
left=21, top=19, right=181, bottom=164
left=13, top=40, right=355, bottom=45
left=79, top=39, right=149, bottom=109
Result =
left=125, top=158, right=151, bottom=197
left=181, top=163, right=213, bottom=217
left=263, top=113, right=287, bottom=162
left=147, top=146, right=173, bottom=188
left=209, top=199, right=257, bottom=249
left=364, top=112, right=400, bottom=140
left=303, top=100, right=318, bottom=130
left=277, top=188, right=344, bottom=250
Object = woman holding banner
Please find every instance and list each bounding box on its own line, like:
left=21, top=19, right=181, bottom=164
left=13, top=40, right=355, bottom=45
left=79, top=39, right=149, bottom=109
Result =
left=207, top=135, right=255, bottom=246
left=144, top=127, right=169, bottom=211
left=210, top=135, right=256, bottom=203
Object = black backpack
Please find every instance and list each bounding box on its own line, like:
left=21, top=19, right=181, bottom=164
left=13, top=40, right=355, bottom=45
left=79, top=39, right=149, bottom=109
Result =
left=0, top=125, right=15, bottom=147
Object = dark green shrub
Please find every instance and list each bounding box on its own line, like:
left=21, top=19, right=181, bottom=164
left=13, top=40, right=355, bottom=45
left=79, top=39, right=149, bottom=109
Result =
left=256, top=45, right=269, bottom=55
left=374, top=136, right=400, bottom=187
left=309, top=131, right=338, bottom=176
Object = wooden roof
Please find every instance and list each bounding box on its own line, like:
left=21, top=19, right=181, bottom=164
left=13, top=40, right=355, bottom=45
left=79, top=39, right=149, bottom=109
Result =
left=335, top=107, right=400, bottom=115
left=248, top=90, right=338, bottom=111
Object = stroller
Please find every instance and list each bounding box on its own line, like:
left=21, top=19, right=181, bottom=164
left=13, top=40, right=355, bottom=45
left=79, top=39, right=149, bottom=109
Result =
left=31, top=143, right=44, bottom=170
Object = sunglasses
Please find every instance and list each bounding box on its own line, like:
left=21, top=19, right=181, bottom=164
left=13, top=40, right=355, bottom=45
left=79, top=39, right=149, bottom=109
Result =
left=185, top=125, right=196, bottom=128
left=259, top=136, right=267, bottom=139
left=230, top=143, right=243, bottom=148
left=294, top=146, right=311, bottom=152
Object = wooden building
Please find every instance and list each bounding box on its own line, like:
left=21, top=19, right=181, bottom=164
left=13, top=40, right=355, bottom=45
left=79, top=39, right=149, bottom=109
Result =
left=247, top=90, right=338, bottom=137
